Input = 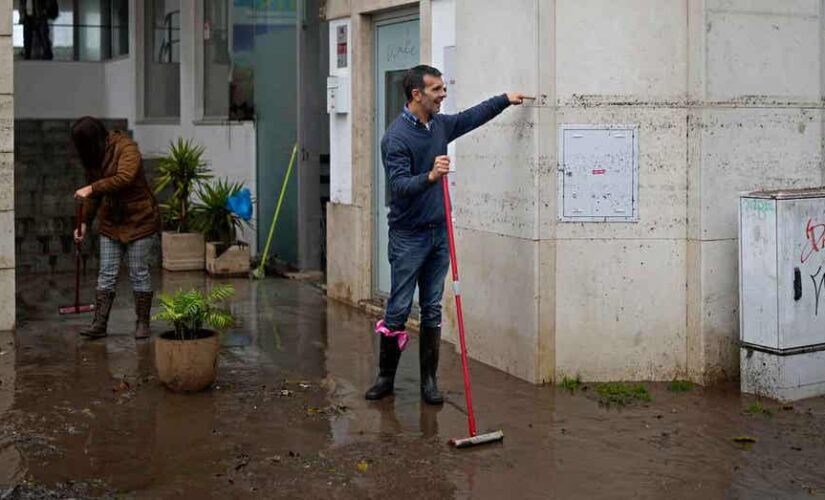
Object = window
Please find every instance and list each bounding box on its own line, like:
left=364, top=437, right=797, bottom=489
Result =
left=109, top=0, right=129, bottom=58
left=150, top=0, right=180, bottom=63
left=12, top=0, right=128, bottom=61
left=203, top=0, right=230, bottom=117
left=144, top=0, right=180, bottom=119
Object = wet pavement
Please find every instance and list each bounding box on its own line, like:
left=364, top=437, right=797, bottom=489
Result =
left=1, top=270, right=825, bottom=499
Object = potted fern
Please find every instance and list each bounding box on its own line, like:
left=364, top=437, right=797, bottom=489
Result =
left=191, top=178, right=254, bottom=276
left=154, top=139, right=212, bottom=271
left=153, top=284, right=235, bottom=392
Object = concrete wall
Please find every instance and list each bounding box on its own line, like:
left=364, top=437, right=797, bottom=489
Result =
left=14, top=62, right=107, bottom=118
left=686, top=0, right=824, bottom=383
left=0, top=0, right=14, bottom=330
left=104, top=56, right=137, bottom=122
left=551, top=0, right=690, bottom=382
left=14, top=57, right=134, bottom=120
left=448, top=0, right=551, bottom=383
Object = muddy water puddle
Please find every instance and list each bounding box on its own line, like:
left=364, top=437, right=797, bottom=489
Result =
left=0, top=271, right=823, bottom=498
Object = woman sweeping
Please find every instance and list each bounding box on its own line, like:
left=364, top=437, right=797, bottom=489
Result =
left=71, top=117, right=161, bottom=339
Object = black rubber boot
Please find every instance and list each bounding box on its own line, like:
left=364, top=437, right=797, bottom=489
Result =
left=365, top=333, right=402, bottom=400
left=80, top=289, right=115, bottom=339
left=420, top=325, right=444, bottom=405
left=133, top=291, right=153, bottom=339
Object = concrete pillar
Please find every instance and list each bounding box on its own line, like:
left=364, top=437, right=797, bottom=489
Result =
left=0, top=0, right=15, bottom=331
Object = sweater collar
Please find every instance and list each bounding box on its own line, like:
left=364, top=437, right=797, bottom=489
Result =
left=402, top=105, right=431, bottom=130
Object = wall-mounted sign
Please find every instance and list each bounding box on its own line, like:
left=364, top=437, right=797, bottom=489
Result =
left=336, top=24, right=348, bottom=68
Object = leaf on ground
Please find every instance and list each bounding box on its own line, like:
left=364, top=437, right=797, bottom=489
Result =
left=112, top=380, right=130, bottom=392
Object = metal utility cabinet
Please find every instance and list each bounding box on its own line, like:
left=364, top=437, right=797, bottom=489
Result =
left=739, top=189, right=825, bottom=401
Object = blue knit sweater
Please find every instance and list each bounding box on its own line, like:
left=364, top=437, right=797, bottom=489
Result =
left=381, top=94, right=511, bottom=230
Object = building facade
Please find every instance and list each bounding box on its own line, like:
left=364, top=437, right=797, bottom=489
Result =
left=324, top=0, right=825, bottom=384
left=12, top=0, right=329, bottom=272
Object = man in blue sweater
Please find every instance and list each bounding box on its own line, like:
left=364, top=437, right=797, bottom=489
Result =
left=366, top=64, right=529, bottom=404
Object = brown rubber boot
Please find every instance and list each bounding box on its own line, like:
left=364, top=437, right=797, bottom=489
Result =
left=79, top=289, right=115, bottom=339
left=133, top=291, right=153, bottom=340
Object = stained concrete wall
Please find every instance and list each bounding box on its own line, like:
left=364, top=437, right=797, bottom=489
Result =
left=0, top=0, right=15, bottom=330
left=447, top=0, right=552, bottom=383
left=550, top=0, right=691, bottom=382
left=325, top=0, right=825, bottom=384
left=686, top=0, right=824, bottom=383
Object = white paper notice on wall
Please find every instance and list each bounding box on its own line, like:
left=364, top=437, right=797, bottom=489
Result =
left=558, top=125, right=639, bottom=222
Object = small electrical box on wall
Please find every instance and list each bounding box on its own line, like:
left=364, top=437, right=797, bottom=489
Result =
left=557, top=125, right=639, bottom=222
left=326, top=76, right=350, bottom=114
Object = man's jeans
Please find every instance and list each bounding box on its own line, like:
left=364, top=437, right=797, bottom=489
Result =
left=384, top=225, right=450, bottom=330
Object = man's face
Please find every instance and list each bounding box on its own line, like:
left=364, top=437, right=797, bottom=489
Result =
left=413, top=74, right=447, bottom=115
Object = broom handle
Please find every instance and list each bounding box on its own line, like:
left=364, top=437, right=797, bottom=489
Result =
left=256, top=143, right=298, bottom=274
left=441, top=176, right=477, bottom=437
left=74, top=202, right=83, bottom=310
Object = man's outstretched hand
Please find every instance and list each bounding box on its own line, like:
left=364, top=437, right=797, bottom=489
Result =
left=506, top=93, right=535, bottom=105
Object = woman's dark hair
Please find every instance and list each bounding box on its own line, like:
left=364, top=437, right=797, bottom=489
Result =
left=71, top=116, right=108, bottom=178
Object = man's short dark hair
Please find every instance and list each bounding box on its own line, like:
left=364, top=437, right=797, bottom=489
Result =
left=403, top=65, right=442, bottom=101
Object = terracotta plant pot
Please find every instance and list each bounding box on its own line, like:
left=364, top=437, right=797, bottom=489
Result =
left=161, top=231, right=205, bottom=271
left=205, top=241, right=250, bottom=276
left=155, top=329, right=220, bottom=392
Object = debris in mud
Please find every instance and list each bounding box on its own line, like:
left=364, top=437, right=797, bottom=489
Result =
left=594, top=383, right=652, bottom=407
left=279, top=389, right=293, bottom=398
left=267, top=455, right=282, bottom=464
left=284, top=379, right=313, bottom=388
left=732, top=436, right=757, bottom=448
left=2, top=478, right=113, bottom=499
left=356, top=460, right=369, bottom=473
left=305, top=404, right=348, bottom=417
left=112, top=380, right=130, bottom=393
left=234, top=454, right=250, bottom=471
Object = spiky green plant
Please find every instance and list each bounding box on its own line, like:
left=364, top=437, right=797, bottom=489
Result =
left=153, top=138, right=212, bottom=233
left=152, top=284, right=235, bottom=340
left=191, top=178, right=253, bottom=247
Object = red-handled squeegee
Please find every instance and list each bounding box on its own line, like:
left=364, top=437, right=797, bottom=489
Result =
left=58, top=203, right=95, bottom=315
left=441, top=176, right=504, bottom=449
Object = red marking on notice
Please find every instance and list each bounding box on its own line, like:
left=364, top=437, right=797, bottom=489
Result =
left=592, top=169, right=606, bottom=175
